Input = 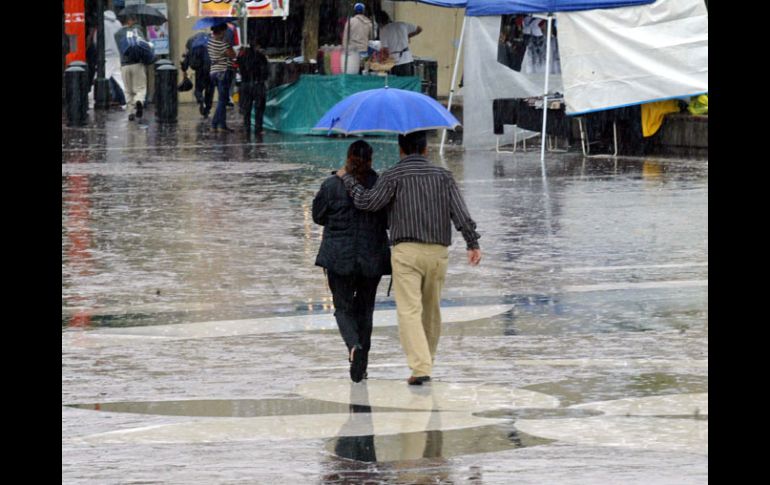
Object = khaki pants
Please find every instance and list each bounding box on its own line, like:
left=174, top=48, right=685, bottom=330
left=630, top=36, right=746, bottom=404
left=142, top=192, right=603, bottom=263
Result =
left=391, top=242, right=449, bottom=377
left=121, top=63, right=147, bottom=114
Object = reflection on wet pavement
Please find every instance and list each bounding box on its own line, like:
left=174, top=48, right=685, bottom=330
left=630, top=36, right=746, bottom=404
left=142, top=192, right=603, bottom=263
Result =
left=62, top=106, right=707, bottom=483
left=67, top=397, right=417, bottom=417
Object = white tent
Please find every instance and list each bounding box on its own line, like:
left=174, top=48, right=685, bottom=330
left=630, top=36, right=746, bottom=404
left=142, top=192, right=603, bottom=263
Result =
left=448, top=0, right=708, bottom=155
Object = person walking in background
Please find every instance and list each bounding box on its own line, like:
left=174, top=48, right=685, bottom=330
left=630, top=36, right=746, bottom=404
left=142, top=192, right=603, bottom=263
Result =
left=337, top=131, right=481, bottom=385
left=180, top=31, right=213, bottom=118
left=208, top=23, right=236, bottom=132
left=86, top=10, right=126, bottom=109
left=376, top=11, right=422, bottom=77
left=102, top=10, right=126, bottom=108
left=313, top=141, right=391, bottom=383
left=341, top=3, right=373, bottom=74
left=237, top=39, right=269, bottom=134
left=114, top=15, right=154, bottom=121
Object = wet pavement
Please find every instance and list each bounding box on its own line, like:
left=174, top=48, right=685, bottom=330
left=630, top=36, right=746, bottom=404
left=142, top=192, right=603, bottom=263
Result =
left=62, top=105, right=707, bottom=484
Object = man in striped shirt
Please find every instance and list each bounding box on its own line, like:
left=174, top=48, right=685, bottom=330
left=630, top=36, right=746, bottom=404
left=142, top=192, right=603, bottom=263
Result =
left=208, top=24, right=236, bottom=132
left=337, top=131, right=482, bottom=385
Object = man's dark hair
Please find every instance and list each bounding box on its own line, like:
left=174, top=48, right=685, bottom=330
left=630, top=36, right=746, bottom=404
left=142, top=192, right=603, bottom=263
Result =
left=375, top=10, right=391, bottom=25
left=398, top=131, right=427, bottom=155
left=211, top=24, right=228, bottom=34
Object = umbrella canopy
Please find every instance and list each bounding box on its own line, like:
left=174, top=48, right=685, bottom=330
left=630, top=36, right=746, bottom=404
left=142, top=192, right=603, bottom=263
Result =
left=192, top=17, right=238, bottom=30
left=118, top=4, right=167, bottom=26
left=313, top=87, right=461, bottom=135
left=386, top=0, right=467, bottom=7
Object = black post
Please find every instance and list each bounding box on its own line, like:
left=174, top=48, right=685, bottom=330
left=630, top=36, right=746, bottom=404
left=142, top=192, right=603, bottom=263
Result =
left=68, top=60, right=89, bottom=114
left=155, top=64, right=178, bottom=123
left=94, top=0, right=109, bottom=109
left=153, top=59, right=173, bottom=106
left=65, top=66, right=87, bottom=126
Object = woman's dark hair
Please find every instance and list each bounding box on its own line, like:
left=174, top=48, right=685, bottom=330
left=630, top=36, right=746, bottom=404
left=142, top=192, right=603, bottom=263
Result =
left=346, top=140, right=374, bottom=184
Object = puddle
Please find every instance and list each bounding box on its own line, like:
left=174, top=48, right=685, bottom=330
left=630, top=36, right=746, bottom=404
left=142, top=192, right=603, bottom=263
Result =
left=523, top=373, right=708, bottom=407
left=67, top=396, right=552, bottom=458
left=66, top=398, right=418, bottom=417
left=325, top=422, right=552, bottom=463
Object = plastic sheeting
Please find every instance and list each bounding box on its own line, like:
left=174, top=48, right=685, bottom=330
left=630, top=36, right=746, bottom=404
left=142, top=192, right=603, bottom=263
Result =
left=263, top=74, right=421, bottom=134
left=557, top=0, right=708, bottom=115
left=462, top=16, right=562, bottom=150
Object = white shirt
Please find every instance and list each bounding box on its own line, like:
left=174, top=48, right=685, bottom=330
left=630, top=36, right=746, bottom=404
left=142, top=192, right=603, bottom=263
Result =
left=380, top=22, right=418, bottom=65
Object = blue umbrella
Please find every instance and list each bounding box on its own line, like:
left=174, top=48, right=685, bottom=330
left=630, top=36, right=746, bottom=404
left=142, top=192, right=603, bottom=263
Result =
left=192, top=17, right=237, bottom=30
left=313, top=87, right=461, bottom=135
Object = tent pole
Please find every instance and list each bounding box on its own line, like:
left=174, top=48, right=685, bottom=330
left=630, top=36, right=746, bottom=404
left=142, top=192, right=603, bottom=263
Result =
left=540, top=14, right=554, bottom=168
left=440, top=15, right=467, bottom=156
left=242, top=1, right=248, bottom=46
left=344, top=14, right=351, bottom=74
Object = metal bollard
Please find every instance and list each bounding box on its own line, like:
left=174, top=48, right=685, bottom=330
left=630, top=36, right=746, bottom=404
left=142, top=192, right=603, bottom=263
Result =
left=68, top=61, right=89, bottom=112
left=155, top=64, right=178, bottom=123
left=152, top=59, right=173, bottom=107
left=65, top=66, right=87, bottom=126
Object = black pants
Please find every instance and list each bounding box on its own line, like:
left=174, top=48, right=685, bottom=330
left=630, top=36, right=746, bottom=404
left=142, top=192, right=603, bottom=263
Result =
left=390, top=62, right=415, bottom=77
left=240, top=81, right=267, bottom=132
left=327, top=270, right=381, bottom=352
left=194, top=68, right=213, bottom=116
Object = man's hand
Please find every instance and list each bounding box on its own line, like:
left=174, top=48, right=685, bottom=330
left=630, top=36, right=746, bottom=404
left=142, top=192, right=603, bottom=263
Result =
left=336, top=167, right=347, bottom=178
left=467, top=248, right=481, bottom=266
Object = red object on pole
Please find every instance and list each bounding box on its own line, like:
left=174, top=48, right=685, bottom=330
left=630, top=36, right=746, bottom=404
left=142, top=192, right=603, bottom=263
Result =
left=64, top=0, right=86, bottom=64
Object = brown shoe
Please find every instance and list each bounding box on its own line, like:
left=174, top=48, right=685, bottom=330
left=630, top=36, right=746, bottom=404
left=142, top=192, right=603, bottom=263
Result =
left=407, top=375, right=431, bottom=386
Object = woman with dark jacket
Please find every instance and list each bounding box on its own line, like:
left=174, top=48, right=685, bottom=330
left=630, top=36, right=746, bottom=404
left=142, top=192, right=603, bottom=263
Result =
left=312, top=141, right=391, bottom=383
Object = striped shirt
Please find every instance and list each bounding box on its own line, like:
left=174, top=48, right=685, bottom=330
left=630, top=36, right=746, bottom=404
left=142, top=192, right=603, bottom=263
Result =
left=342, top=155, right=480, bottom=250
left=207, top=37, right=233, bottom=74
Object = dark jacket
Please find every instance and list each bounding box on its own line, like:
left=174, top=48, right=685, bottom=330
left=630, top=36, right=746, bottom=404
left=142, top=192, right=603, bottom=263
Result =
left=313, top=170, right=391, bottom=277
left=114, top=25, right=153, bottom=66
left=238, top=46, right=269, bottom=84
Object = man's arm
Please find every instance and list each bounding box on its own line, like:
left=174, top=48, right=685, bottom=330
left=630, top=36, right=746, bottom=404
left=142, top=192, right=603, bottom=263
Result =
left=336, top=169, right=395, bottom=212
left=447, top=175, right=481, bottom=265
left=408, top=25, right=423, bottom=38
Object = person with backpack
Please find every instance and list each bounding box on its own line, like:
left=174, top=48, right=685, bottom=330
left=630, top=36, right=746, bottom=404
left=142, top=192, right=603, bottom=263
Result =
left=114, top=15, right=155, bottom=121
left=181, top=31, right=213, bottom=118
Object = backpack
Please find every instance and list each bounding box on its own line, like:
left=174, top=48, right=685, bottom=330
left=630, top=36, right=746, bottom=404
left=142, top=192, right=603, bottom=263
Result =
left=118, top=29, right=155, bottom=65
left=188, top=33, right=210, bottom=71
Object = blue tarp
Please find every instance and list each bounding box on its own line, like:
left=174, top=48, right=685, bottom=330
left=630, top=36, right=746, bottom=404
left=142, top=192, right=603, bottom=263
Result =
left=389, top=0, right=467, bottom=7
left=389, top=0, right=655, bottom=14
left=465, top=0, right=655, bottom=16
